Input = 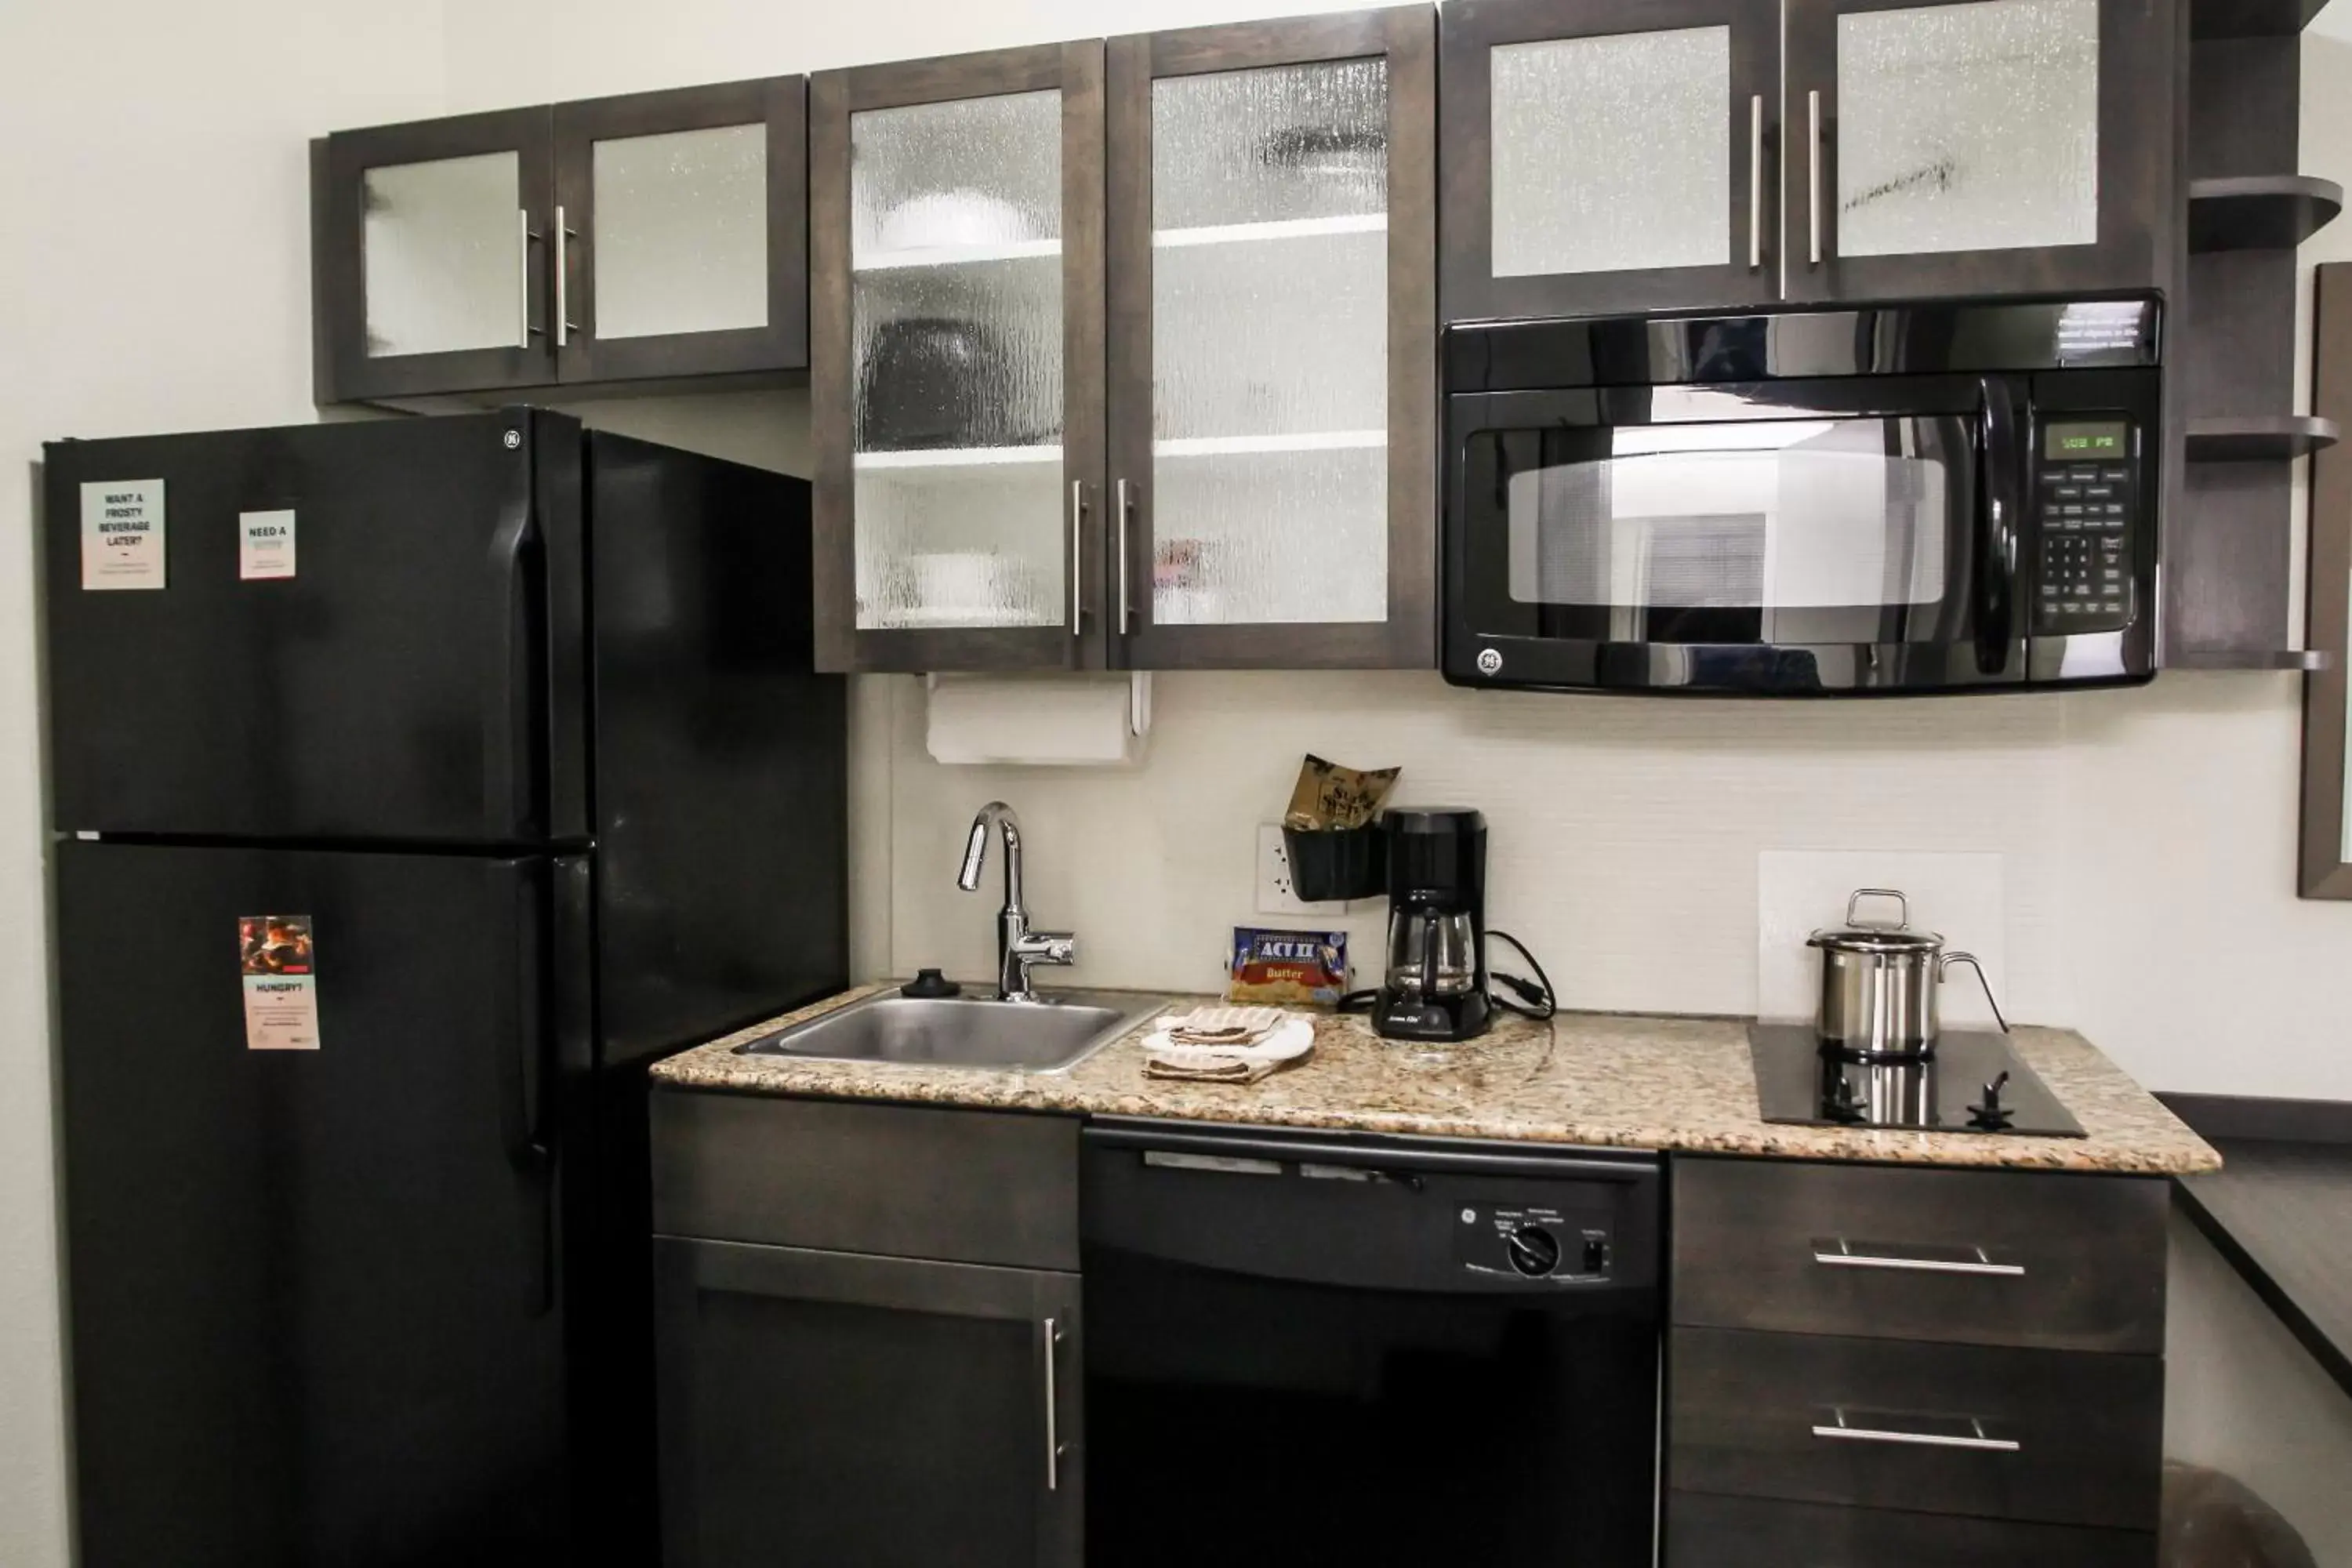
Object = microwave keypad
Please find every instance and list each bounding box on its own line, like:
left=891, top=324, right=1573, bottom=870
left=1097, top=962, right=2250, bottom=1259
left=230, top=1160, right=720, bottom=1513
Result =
left=2035, top=459, right=2132, bottom=633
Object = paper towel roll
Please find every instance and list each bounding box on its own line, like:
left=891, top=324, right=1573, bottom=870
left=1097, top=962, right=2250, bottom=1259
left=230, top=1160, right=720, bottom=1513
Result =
left=925, top=673, right=1151, bottom=766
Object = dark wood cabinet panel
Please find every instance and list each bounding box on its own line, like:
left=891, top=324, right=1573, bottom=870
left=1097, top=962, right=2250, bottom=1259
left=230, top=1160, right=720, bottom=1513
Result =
left=1671, top=1157, right=2169, bottom=1352
left=650, top=1091, right=1080, bottom=1269
left=1666, top=1492, right=2156, bottom=1568
left=1439, top=0, right=1784, bottom=323
left=1780, top=0, right=2176, bottom=303
left=550, top=77, right=808, bottom=384
left=1105, top=6, right=1438, bottom=670
left=655, top=1238, right=1081, bottom=1568
left=1668, top=1327, right=2165, bottom=1530
left=314, top=107, right=557, bottom=402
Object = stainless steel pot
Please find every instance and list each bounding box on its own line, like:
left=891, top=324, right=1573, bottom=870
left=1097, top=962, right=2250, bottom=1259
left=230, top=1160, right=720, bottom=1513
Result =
left=1808, top=888, right=2009, bottom=1059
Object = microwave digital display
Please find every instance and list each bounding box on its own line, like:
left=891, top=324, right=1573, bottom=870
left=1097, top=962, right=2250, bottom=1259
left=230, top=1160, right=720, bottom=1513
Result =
left=2044, top=420, right=2128, bottom=461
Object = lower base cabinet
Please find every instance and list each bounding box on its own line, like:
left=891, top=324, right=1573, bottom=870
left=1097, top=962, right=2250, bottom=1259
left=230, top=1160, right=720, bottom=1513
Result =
left=653, top=1237, right=1082, bottom=1568
left=1665, top=1494, right=2155, bottom=1568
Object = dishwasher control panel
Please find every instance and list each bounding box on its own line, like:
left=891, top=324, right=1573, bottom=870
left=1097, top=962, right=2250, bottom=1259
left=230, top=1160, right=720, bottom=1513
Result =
left=1457, top=1202, right=1615, bottom=1285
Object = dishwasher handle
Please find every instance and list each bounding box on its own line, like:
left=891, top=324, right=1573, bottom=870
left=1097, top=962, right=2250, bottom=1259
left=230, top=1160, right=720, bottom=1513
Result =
left=1083, top=1120, right=1657, bottom=1185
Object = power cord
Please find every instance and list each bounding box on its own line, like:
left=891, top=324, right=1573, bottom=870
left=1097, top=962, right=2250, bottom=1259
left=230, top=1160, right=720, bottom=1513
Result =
left=1485, top=928, right=1557, bottom=1020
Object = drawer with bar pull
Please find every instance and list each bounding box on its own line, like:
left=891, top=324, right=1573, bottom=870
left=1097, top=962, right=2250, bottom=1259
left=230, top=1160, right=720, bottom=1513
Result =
left=1668, top=1327, right=2164, bottom=1531
left=1664, top=1492, right=2156, bottom=1568
left=1671, top=1157, right=2167, bottom=1352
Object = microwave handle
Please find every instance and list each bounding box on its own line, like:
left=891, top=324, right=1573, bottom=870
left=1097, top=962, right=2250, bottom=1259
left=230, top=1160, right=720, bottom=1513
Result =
left=1975, top=378, right=2021, bottom=674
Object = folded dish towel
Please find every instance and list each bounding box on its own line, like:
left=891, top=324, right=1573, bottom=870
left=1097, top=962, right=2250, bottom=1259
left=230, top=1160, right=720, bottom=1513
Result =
left=1142, top=1008, right=1316, bottom=1085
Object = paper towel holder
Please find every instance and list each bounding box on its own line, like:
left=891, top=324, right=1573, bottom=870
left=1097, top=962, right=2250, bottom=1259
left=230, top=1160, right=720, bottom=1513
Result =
left=923, top=671, right=1152, bottom=766
left=924, top=672, right=1150, bottom=737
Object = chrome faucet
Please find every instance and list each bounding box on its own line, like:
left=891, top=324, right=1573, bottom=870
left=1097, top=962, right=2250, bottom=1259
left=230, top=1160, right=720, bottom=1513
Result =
left=956, top=801, right=1077, bottom=1002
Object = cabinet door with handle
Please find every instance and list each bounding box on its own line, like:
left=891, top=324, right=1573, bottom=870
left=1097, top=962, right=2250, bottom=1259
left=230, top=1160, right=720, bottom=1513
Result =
left=315, top=107, right=557, bottom=401
left=654, top=1238, right=1082, bottom=1568
left=1781, top=0, right=2172, bottom=303
left=810, top=45, right=1109, bottom=672
left=1439, top=0, right=1782, bottom=323
left=1106, top=7, right=1436, bottom=669
left=551, top=78, right=808, bottom=384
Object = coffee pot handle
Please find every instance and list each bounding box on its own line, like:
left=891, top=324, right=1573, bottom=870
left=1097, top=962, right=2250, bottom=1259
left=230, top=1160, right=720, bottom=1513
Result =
left=1939, top=951, right=2010, bottom=1033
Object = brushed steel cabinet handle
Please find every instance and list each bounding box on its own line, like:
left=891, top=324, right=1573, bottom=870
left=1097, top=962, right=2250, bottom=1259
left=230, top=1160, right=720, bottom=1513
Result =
left=1115, top=478, right=1133, bottom=636
left=1813, top=1407, right=2020, bottom=1454
left=1043, top=1316, right=1065, bottom=1490
left=1813, top=1240, right=2026, bottom=1278
left=1807, top=89, right=1824, bottom=267
left=1069, top=482, right=1086, bottom=637
left=554, top=204, right=575, bottom=348
left=1749, top=94, right=1764, bottom=270
left=516, top=209, right=543, bottom=347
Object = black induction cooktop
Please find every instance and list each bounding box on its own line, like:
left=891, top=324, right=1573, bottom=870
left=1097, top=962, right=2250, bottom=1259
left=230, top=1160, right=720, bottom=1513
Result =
left=1751, top=1024, right=2086, bottom=1138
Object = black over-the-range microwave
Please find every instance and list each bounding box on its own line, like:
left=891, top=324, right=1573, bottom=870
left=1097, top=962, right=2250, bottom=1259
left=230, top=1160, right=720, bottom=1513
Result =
left=1443, top=297, right=2162, bottom=695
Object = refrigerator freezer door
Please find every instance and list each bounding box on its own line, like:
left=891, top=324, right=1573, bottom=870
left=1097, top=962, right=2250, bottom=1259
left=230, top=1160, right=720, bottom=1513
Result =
left=55, top=839, right=571, bottom=1568
left=586, top=430, right=847, bottom=1069
left=42, top=413, right=586, bottom=844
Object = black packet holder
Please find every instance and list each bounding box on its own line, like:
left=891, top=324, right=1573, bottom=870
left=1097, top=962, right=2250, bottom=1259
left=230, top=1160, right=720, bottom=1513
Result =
left=1283, top=825, right=1386, bottom=902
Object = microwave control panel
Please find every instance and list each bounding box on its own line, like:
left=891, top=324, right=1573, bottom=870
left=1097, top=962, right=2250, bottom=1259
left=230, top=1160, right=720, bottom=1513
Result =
left=2032, top=417, right=2136, bottom=634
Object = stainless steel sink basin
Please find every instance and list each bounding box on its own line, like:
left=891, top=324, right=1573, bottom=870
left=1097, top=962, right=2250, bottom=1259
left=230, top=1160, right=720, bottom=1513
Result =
left=735, top=988, right=1170, bottom=1073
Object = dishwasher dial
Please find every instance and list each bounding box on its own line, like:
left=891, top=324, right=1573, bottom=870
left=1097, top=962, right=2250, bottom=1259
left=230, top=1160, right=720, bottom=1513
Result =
left=1503, top=1224, right=1562, bottom=1278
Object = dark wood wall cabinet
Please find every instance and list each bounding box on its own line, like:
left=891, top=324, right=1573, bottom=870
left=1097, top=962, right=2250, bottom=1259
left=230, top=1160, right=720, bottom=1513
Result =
left=310, top=78, right=808, bottom=405
left=2302, top=263, right=2352, bottom=899
left=1439, top=0, right=2177, bottom=322
left=1665, top=1157, right=2172, bottom=1566
left=808, top=8, right=1439, bottom=673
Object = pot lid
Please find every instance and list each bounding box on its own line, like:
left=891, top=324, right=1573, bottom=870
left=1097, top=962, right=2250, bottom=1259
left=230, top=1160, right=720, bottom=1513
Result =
left=1806, top=888, right=1944, bottom=954
left=1806, top=924, right=1944, bottom=955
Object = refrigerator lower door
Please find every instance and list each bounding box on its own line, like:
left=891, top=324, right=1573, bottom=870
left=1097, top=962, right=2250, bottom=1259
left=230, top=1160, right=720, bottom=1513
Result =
left=55, top=839, right=573, bottom=1568
left=42, top=412, right=586, bottom=844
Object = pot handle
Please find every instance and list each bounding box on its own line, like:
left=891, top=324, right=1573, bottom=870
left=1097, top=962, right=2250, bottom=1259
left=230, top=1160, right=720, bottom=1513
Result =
left=1846, top=888, right=1910, bottom=930
left=1940, top=951, right=2010, bottom=1033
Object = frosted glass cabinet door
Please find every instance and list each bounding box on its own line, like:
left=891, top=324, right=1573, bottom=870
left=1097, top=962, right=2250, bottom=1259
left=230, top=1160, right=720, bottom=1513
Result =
left=318, top=107, right=556, bottom=401
left=1439, top=0, right=1781, bottom=323
left=1783, top=0, right=2170, bottom=301
left=1105, top=9, right=1439, bottom=670
left=552, top=78, right=808, bottom=383
left=808, top=45, right=1108, bottom=673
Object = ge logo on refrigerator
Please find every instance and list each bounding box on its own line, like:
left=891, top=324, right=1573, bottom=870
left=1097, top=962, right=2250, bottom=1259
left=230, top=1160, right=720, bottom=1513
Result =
left=1475, top=648, right=1503, bottom=676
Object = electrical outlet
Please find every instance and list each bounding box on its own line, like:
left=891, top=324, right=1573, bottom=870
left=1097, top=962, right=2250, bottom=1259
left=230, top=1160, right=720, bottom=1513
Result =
left=1257, top=824, right=1352, bottom=916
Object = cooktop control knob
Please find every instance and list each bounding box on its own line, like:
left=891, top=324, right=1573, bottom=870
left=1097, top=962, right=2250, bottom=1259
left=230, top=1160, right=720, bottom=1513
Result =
left=1504, top=1224, right=1562, bottom=1278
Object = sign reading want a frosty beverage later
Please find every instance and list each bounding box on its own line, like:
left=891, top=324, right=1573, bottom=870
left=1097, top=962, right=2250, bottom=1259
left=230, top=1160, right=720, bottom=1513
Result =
left=240, top=915, right=321, bottom=1051
left=80, top=479, right=165, bottom=590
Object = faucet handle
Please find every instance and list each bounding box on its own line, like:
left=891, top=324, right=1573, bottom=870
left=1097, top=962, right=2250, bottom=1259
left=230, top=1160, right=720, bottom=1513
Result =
left=1013, top=931, right=1077, bottom=967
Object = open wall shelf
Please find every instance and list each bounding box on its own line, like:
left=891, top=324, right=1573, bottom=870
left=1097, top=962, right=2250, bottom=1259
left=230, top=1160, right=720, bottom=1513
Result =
left=2184, top=416, right=2342, bottom=462
left=2188, top=175, right=2343, bottom=252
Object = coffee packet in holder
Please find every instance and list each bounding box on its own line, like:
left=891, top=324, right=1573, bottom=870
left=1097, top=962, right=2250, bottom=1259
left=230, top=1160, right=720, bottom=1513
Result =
left=1228, top=927, right=1348, bottom=1007
left=1282, top=755, right=1401, bottom=833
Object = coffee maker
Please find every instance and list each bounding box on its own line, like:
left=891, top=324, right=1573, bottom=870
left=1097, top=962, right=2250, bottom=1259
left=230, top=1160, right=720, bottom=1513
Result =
left=1372, top=808, right=1491, bottom=1042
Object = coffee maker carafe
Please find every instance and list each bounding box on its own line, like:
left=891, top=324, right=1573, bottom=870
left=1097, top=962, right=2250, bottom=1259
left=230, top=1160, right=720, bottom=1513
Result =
left=1372, top=808, right=1491, bottom=1042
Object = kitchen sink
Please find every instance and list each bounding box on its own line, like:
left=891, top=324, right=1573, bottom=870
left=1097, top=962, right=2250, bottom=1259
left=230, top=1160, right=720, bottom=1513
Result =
left=735, top=987, right=1171, bottom=1073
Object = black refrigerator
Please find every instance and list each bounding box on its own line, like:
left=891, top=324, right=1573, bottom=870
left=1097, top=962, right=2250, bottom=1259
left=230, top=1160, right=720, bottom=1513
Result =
left=43, top=409, right=846, bottom=1568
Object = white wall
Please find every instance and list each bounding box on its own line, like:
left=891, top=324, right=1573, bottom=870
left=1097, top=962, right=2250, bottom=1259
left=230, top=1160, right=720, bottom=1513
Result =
left=4, top=2, right=2352, bottom=1566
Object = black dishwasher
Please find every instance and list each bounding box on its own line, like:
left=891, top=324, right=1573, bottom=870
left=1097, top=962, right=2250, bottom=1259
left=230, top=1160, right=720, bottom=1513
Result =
left=1082, top=1120, right=1661, bottom=1567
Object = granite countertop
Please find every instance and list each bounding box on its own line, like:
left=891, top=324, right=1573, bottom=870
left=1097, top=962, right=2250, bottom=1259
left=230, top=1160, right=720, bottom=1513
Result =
left=652, top=985, right=2221, bottom=1174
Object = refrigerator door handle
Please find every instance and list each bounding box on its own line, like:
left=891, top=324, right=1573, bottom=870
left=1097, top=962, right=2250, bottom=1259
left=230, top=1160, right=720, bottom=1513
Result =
left=503, top=866, right=556, bottom=1316
left=485, top=503, right=539, bottom=838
